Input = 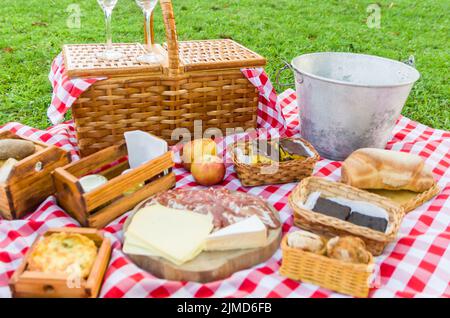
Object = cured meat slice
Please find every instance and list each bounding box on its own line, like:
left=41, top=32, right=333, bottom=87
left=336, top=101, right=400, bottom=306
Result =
left=147, top=188, right=280, bottom=230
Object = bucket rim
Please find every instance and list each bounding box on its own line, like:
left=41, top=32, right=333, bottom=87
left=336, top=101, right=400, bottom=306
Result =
left=291, top=52, right=421, bottom=88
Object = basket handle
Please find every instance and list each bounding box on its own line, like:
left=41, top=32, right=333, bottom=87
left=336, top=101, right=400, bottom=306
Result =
left=147, top=0, right=181, bottom=74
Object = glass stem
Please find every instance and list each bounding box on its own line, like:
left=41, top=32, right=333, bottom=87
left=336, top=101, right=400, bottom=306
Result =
left=145, top=10, right=153, bottom=52
left=105, top=10, right=113, bottom=51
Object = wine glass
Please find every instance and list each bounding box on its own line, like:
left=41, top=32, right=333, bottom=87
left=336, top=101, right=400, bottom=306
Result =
left=135, top=0, right=160, bottom=64
left=97, top=0, right=123, bottom=60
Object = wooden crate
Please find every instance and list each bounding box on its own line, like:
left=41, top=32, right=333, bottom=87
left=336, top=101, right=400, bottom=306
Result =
left=9, top=227, right=111, bottom=298
left=52, top=142, right=176, bottom=228
left=0, top=131, right=71, bottom=219
left=63, top=0, right=266, bottom=157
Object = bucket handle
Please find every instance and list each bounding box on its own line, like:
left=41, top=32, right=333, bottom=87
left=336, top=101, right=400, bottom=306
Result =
left=403, top=55, right=416, bottom=68
left=275, top=60, right=303, bottom=87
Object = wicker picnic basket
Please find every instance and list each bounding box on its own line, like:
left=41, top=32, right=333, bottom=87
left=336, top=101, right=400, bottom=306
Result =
left=279, top=235, right=374, bottom=298
left=289, top=177, right=405, bottom=256
left=63, top=0, right=266, bottom=157
left=230, top=138, right=319, bottom=187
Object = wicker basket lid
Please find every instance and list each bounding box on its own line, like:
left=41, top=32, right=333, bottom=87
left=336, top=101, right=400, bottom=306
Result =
left=169, top=39, right=266, bottom=72
left=63, top=43, right=164, bottom=78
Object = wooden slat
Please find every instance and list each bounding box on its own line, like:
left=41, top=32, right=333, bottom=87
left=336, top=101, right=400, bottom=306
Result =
left=0, top=184, right=13, bottom=219
left=99, top=160, right=130, bottom=180
left=53, top=168, right=88, bottom=226
left=85, top=238, right=112, bottom=297
left=84, top=151, right=174, bottom=211
left=65, top=143, right=127, bottom=177
left=7, top=146, right=70, bottom=218
left=88, top=172, right=176, bottom=229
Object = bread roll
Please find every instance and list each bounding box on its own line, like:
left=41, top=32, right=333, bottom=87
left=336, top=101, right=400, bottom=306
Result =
left=326, top=236, right=371, bottom=264
left=341, top=148, right=435, bottom=192
left=287, top=230, right=324, bottom=254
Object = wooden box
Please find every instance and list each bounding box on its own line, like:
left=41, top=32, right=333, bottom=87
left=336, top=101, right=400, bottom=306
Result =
left=64, top=0, right=266, bottom=157
left=0, top=131, right=71, bottom=219
left=10, top=227, right=111, bottom=298
left=52, top=142, right=176, bottom=228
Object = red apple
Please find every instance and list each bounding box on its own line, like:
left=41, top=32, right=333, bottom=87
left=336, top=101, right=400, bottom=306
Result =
left=191, top=155, right=225, bottom=186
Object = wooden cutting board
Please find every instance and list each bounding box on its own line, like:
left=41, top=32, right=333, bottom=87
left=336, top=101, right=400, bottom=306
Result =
left=122, top=198, right=282, bottom=283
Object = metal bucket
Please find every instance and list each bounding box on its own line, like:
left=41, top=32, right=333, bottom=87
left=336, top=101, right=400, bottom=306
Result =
left=284, top=52, right=420, bottom=161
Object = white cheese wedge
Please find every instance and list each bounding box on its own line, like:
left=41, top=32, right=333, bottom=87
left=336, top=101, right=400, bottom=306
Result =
left=205, top=215, right=267, bottom=251
left=125, top=204, right=213, bottom=265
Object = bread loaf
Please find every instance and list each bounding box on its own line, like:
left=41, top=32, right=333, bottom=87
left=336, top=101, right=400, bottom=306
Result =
left=341, top=148, right=435, bottom=192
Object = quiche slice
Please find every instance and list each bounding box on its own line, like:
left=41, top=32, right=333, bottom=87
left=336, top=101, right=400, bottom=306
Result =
left=28, top=232, right=98, bottom=278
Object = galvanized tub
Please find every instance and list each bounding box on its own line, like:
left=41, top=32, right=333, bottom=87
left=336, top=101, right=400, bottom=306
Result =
left=289, top=52, right=420, bottom=161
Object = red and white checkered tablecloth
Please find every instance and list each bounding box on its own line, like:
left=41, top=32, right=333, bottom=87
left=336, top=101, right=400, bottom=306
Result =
left=1, top=59, right=450, bottom=298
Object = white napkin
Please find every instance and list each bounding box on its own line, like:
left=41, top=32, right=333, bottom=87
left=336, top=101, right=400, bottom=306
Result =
left=124, top=131, right=168, bottom=169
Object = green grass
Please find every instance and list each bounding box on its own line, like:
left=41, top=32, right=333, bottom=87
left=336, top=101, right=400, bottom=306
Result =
left=0, top=0, right=448, bottom=130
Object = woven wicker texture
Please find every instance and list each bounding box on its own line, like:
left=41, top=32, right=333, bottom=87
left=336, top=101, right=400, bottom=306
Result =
left=63, top=43, right=163, bottom=77
left=173, top=39, right=266, bottom=71
left=66, top=0, right=264, bottom=156
left=368, top=184, right=441, bottom=213
left=231, top=138, right=319, bottom=187
left=279, top=236, right=373, bottom=298
left=289, top=177, right=405, bottom=256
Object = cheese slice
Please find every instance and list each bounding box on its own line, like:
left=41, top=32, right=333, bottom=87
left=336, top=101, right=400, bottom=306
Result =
left=123, top=232, right=157, bottom=257
left=205, top=215, right=267, bottom=251
left=124, top=233, right=205, bottom=265
left=125, top=204, right=213, bottom=265
left=124, top=233, right=208, bottom=266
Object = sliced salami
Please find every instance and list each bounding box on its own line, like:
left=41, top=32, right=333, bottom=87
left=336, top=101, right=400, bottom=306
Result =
left=147, top=188, right=280, bottom=230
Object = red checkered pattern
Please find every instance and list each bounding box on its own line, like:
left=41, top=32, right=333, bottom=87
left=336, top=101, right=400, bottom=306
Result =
left=47, top=53, right=104, bottom=125
left=1, top=66, right=450, bottom=298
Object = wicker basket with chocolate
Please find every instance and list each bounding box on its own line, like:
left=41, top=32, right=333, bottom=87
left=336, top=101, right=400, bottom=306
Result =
left=289, top=177, right=404, bottom=256
left=231, top=138, right=319, bottom=187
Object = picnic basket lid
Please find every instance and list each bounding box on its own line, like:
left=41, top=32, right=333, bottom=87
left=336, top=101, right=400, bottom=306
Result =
left=62, top=43, right=164, bottom=78
left=63, top=0, right=266, bottom=78
left=167, top=39, right=266, bottom=72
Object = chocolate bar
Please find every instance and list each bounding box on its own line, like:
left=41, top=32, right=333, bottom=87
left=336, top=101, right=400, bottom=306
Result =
left=347, top=212, right=388, bottom=233
left=312, top=197, right=351, bottom=220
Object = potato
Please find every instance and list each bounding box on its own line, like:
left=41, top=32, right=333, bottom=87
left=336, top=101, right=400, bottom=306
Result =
left=0, top=139, right=36, bottom=160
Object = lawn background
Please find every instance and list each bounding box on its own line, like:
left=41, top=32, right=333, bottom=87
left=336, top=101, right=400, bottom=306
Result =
left=0, top=0, right=448, bottom=130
